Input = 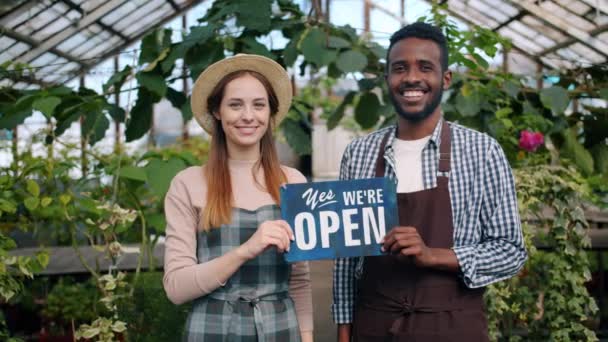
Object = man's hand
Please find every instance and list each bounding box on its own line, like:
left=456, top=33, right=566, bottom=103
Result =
left=381, top=226, right=436, bottom=267
left=381, top=226, right=460, bottom=272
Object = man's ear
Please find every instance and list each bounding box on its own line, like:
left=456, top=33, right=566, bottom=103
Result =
left=443, top=69, right=452, bottom=90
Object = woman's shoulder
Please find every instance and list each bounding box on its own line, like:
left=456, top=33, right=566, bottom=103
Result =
left=170, top=166, right=205, bottom=190
left=280, top=165, right=307, bottom=184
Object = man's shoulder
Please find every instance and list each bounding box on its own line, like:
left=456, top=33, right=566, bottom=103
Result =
left=346, top=126, right=395, bottom=151
left=449, top=121, right=499, bottom=149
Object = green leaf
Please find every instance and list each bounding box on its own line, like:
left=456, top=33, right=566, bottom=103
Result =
left=81, top=107, right=110, bottom=145
left=26, top=179, right=40, bottom=197
left=540, top=86, right=570, bottom=115
left=144, top=157, right=187, bottom=198
left=327, top=91, right=355, bottom=130
left=471, top=53, right=489, bottom=69
left=0, top=109, right=32, bottom=129
left=24, top=197, right=39, bottom=211
left=328, top=36, right=350, bottom=49
left=301, top=28, right=337, bottom=67
left=102, top=65, right=132, bottom=94
left=82, top=328, right=100, bottom=339
left=280, top=118, right=311, bottom=156
left=455, top=91, right=481, bottom=117
left=503, top=79, right=520, bottom=99
left=181, top=100, right=193, bottom=122
left=522, top=101, right=539, bottom=116
left=32, top=96, right=61, bottom=118
left=59, top=194, right=71, bottom=205
left=496, top=107, right=512, bottom=119
left=0, top=199, right=17, bottom=214
left=240, top=36, right=273, bottom=58
left=358, top=78, right=377, bottom=91
left=598, top=88, right=608, bottom=101
left=185, top=42, right=224, bottom=79
left=119, top=166, right=147, bottom=182
left=355, top=92, right=381, bottom=129
left=112, top=321, right=127, bottom=333
left=146, top=213, right=167, bottom=234
left=368, top=42, right=386, bottom=59
left=161, top=43, right=188, bottom=73
left=336, top=50, right=368, bottom=73
left=40, top=197, right=52, bottom=207
left=183, top=25, right=216, bottom=49
left=166, top=87, right=186, bottom=109
left=107, top=103, right=125, bottom=122
left=36, top=252, right=49, bottom=268
left=136, top=72, right=167, bottom=97
left=235, top=0, right=272, bottom=32
left=591, top=144, right=608, bottom=174
left=139, top=29, right=172, bottom=65
left=561, top=129, right=594, bottom=176
left=283, top=32, right=301, bottom=67
left=125, top=89, right=158, bottom=141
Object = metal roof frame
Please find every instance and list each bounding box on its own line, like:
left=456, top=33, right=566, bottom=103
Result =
left=1, top=0, right=607, bottom=87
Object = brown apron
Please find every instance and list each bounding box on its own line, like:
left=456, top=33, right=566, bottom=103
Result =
left=352, top=121, right=488, bottom=342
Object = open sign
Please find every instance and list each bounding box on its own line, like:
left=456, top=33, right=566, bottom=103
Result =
left=281, top=178, right=398, bottom=262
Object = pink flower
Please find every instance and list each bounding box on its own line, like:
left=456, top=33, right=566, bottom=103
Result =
left=519, top=130, right=544, bottom=152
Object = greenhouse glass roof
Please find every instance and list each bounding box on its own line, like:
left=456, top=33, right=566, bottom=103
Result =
left=0, top=0, right=205, bottom=86
left=0, top=0, right=606, bottom=87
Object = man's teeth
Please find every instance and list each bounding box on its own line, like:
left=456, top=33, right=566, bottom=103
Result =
left=402, top=90, right=424, bottom=97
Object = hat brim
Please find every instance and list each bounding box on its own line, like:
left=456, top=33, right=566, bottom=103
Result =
left=191, top=54, right=293, bottom=134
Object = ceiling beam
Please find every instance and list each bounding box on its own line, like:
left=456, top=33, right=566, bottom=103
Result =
left=428, top=1, right=554, bottom=69
left=493, top=10, right=526, bottom=32
left=67, top=0, right=204, bottom=83
left=59, top=0, right=128, bottom=41
left=578, top=0, right=608, bottom=16
left=165, top=0, right=181, bottom=12
left=508, top=0, right=608, bottom=57
left=16, top=0, right=125, bottom=63
left=0, top=0, right=38, bottom=24
left=539, top=23, right=608, bottom=56
left=0, top=24, right=87, bottom=66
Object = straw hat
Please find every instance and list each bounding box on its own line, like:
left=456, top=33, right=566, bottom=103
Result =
left=191, top=54, right=293, bottom=134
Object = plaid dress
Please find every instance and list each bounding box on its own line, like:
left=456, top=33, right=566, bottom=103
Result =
left=184, top=204, right=301, bottom=342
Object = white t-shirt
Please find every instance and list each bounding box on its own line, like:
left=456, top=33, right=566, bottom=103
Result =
left=393, top=136, right=431, bottom=193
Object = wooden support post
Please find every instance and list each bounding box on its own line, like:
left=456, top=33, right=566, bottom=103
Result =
left=114, top=55, right=121, bottom=153
left=364, top=0, right=371, bottom=33
left=536, top=62, right=543, bottom=90
left=503, top=47, right=510, bottom=73
left=80, top=75, right=88, bottom=175
left=11, top=127, right=18, bottom=170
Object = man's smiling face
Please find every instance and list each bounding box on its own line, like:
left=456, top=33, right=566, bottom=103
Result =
left=386, top=37, right=451, bottom=123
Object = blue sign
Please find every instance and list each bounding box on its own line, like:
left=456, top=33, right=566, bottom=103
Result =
left=281, top=177, right=397, bottom=262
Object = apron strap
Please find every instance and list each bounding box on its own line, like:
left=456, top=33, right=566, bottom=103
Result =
left=438, top=120, right=451, bottom=173
left=374, top=131, right=392, bottom=177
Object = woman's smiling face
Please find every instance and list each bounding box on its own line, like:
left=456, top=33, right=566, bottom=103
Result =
left=215, top=73, right=271, bottom=153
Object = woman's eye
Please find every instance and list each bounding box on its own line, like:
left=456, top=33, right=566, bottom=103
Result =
left=229, top=103, right=241, bottom=108
left=254, top=103, right=266, bottom=109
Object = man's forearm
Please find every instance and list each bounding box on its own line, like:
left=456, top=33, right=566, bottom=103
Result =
left=337, top=324, right=352, bottom=342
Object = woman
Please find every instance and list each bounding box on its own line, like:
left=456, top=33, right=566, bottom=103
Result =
left=163, top=54, right=313, bottom=341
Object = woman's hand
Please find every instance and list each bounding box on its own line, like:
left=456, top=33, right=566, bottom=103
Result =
left=237, top=220, right=294, bottom=260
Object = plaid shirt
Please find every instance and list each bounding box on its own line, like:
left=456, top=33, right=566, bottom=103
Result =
left=332, top=119, right=527, bottom=324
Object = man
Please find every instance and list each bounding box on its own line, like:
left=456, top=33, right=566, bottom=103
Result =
left=332, top=22, right=527, bottom=341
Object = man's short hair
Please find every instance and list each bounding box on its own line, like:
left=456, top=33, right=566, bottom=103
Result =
left=386, top=22, right=449, bottom=72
